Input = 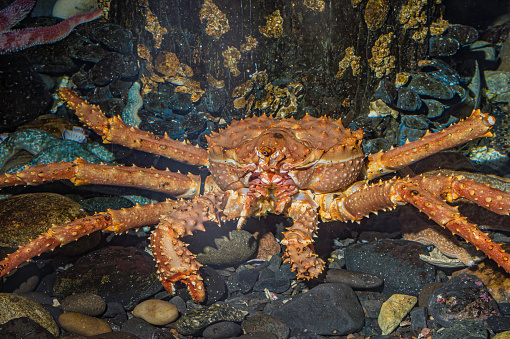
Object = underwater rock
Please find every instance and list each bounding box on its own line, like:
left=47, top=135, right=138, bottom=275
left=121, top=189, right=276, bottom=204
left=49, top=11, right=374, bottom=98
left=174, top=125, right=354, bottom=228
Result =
left=0, top=55, right=53, bottom=132
left=372, top=79, right=397, bottom=105
left=0, top=293, right=59, bottom=337
left=418, top=59, right=460, bottom=86
left=399, top=115, right=428, bottom=145
left=91, top=24, right=134, bottom=55
left=0, top=193, right=86, bottom=249
left=407, top=73, right=455, bottom=100
left=396, top=87, right=422, bottom=111
left=429, top=36, right=459, bottom=57
left=422, top=99, right=446, bottom=119
left=53, top=246, right=162, bottom=310
left=443, top=24, right=478, bottom=47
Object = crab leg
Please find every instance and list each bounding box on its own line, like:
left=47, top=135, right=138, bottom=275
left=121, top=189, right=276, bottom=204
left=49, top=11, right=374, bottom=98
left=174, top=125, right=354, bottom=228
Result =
left=410, top=171, right=510, bottom=215
left=282, top=198, right=325, bottom=279
left=317, top=177, right=510, bottom=272
left=150, top=193, right=225, bottom=303
left=366, top=109, right=495, bottom=179
left=58, top=88, right=209, bottom=167
left=0, top=200, right=185, bottom=278
left=0, top=159, right=201, bottom=198
left=395, top=181, right=510, bottom=272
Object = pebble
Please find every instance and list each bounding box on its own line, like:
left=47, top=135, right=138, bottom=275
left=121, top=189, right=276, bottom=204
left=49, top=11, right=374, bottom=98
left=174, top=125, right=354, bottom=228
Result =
left=132, top=299, right=179, bottom=325
left=271, top=283, right=364, bottom=336
left=0, top=293, right=59, bottom=337
left=377, top=294, right=417, bottom=335
left=61, top=293, right=107, bottom=316
left=410, top=306, right=428, bottom=331
left=175, top=303, right=249, bottom=335
left=202, top=321, right=243, bottom=338
left=325, top=268, right=384, bottom=289
left=58, top=311, right=112, bottom=336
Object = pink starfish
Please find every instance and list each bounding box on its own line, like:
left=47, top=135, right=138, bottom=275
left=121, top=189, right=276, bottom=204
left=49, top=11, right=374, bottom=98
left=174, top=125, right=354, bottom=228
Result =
left=0, top=0, right=102, bottom=54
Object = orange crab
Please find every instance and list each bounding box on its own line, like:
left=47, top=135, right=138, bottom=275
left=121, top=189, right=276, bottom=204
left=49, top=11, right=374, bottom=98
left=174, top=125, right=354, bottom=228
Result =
left=0, top=88, right=509, bottom=302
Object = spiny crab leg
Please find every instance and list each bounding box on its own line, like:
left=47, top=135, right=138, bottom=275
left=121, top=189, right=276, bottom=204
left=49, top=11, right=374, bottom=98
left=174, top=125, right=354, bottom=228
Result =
left=282, top=198, right=325, bottom=279
left=150, top=193, right=225, bottom=303
left=58, top=88, right=209, bottom=167
left=0, top=200, right=185, bottom=279
left=0, top=159, right=201, bottom=199
left=366, top=109, right=495, bottom=180
left=395, top=181, right=510, bottom=271
left=317, top=174, right=510, bottom=272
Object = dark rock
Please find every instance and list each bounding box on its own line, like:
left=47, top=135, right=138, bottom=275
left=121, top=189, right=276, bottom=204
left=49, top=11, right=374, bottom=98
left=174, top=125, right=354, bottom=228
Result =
left=18, top=291, right=53, bottom=306
left=175, top=303, right=249, bottom=335
left=0, top=55, right=53, bottom=132
left=0, top=316, right=56, bottom=339
left=89, top=332, right=141, bottom=339
left=121, top=317, right=158, bottom=339
left=410, top=307, right=428, bottom=331
left=431, top=320, right=487, bottom=339
left=345, top=239, right=436, bottom=297
left=69, top=43, right=112, bottom=63
left=325, top=269, right=384, bottom=289
left=201, top=266, right=228, bottom=305
left=243, top=313, right=290, bottom=339
left=399, top=115, right=428, bottom=145
left=420, top=59, right=460, bottom=86
left=237, top=268, right=260, bottom=293
left=72, top=70, right=96, bottom=90
left=202, top=321, right=242, bottom=339
left=53, top=246, right=163, bottom=310
left=429, top=36, right=460, bottom=57
left=253, top=277, right=290, bottom=294
left=396, top=87, right=422, bottom=111
left=114, top=54, right=140, bottom=79
left=486, top=315, right=510, bottom=333
left=423, top=99, right=447, bottom=119
left=372, top=79, right=397, bottom=105
left=443, top=25, right=478, bottom=46
left=271, top=283, right=364, bottom=336
left=500, top=303, right=510, bottom=315
left=408, top=73, right=455, bottom=100
left=235, top=333, right=278, bottom=339
left=92, top=24, right=134, bottom=55
left=428, top=273, right=500, bottom=327
left=102, top=302, right=128, bottom=328
left=203, top=87, right=228, bottom=115
left=89, top=53, right=123, bottom=86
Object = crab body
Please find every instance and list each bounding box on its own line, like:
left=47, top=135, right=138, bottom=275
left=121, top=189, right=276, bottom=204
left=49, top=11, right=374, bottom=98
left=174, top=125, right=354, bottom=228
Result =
left=1, top=88, right=510, bottom=303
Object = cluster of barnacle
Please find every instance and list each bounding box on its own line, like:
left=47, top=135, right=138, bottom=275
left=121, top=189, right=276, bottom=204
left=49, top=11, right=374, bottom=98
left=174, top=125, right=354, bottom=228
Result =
left=231, top=71, right=305, bottom=119
left=138, top=49, right=204, bottom=103
left=200, top=0, right=230, bottom=40
left=259, top=10, right=284, bottom=39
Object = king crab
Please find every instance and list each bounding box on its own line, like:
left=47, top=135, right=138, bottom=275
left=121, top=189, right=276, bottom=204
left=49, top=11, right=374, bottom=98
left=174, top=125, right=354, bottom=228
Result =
left=0, top=88, right=509, bottom=302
